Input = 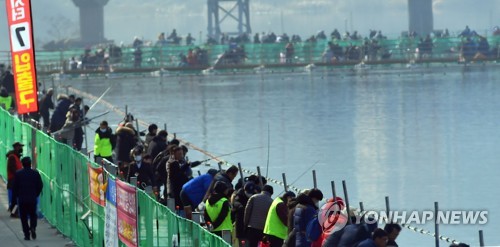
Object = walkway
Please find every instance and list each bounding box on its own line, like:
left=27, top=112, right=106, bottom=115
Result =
left=0, top=179, right=75, bottom=247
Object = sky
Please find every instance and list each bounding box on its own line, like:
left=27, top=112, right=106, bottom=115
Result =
left=0, top=0, right=499, bottom=51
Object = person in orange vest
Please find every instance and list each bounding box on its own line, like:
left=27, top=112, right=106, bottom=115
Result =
left=6, top=142, right=24, bottom=217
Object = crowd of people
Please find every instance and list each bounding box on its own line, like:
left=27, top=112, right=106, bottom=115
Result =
left=51, top=25, right=500, bottom=71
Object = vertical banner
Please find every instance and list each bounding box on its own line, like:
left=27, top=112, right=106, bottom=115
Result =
left=116, top=180, right=138, bottom=247
left=105, top=177, right=118, bottom=247
left=5, top=0, right=39, bottom=114
left=88, top=164, right=106, bottom=206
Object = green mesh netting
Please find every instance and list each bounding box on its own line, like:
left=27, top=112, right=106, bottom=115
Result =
left=0, top=108, right=230, bottom=247
left=32, top=36, right=500, bottom=70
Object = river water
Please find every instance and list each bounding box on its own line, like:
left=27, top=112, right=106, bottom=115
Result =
left=59, top=63, right=500, bottom=246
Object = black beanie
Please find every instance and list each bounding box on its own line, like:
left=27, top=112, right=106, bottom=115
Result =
left=214, top=181, right=228, bottom=194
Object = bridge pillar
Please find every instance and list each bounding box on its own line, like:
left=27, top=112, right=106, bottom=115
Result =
left=72, top=0, right=110, bottom=44
left=408, top=0, right=433, bottom=36
left=207, top=0, right=251, bottom=41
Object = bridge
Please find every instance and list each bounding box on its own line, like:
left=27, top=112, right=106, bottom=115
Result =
left=71, top=0, right=432, bottom=45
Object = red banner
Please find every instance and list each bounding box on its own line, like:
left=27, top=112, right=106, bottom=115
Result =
left=116, top=180, right=138, bottom=247
left=5, top=0, right=38, bottom=114
left=88, top=164, right=106, bottom=206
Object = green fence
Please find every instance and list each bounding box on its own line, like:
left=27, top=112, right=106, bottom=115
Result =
left=0, top=35, right=496, bottom=72
left=0, top=108, right=230, bottom=247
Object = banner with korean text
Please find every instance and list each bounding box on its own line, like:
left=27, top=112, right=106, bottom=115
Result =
left=116, top=179, right=138, bottom=247
left=88, top=164, right=106, bottom=206
left=5, top=0, right=38, bottom=114
left=104, top=177, right=118, bottom=247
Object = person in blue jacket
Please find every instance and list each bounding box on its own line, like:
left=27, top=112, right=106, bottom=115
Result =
left=293, top=189, right=323, bottom=247
left=180, top=168, right=218, bottom=219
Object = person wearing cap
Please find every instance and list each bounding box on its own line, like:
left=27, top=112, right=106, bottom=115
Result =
left=231, top=181, right=258, bottom=245
left=94, top=121, right=115, bottom=163
left=180, top=168, right=218, bottom=219
left=37, top=89, right=54, bottom=130
left=244, top=185, right=274, bottom=247
left=263, top=191, right=296, bottom=246
left=0, top=86, right=15, bottom=113
left=293, top=188, right=324, bottom=247
left=6, top=142, right=24, bottom=217
left=10, top=156, right=43, bottom=241
left=204, top=181, right=233, bottom=236
left=144, top=124, right=158, bottom=148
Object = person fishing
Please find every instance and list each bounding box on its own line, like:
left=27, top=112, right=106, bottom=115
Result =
left=204, top=181, right=233, bottom=237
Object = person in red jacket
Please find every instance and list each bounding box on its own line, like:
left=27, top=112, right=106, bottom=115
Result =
left=6, top=142, right=24, bottom=217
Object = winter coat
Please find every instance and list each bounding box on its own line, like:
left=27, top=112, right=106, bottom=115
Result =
left=58, top=118, right=77, bottom=141
left=293, top=195, right=317, bottom=247
left=0, top=71, right=15, bottom=94
left=283, top=196, right=301, bottom=247
left=6, top=150, right=22, bottom=188
left=147, top=135, right=167, bottom=161
left=167, top=157, right=190, bottom=207
left=232, top=188, right=250, bottom=239
left=39, top=94, right=54, bottom=114
left=144, top=133, right=155, bottom=148
left=213, top=171, right=234, bottom=191
left=12, top=167, right=43, bottom=204
left=50, top=95, right=72, bottom=132
left=94, top=127, right=114, bottom=157
left=114, top=126, right=137, bottom=163
left=181, top=174, right=213, bottom=208
left=244, top=191, right=273, bottom=231
left=128, top=161, right=154, bottom=189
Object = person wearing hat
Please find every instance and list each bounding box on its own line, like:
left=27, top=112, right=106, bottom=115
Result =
left=10, top=156, right=43, bottom=241
left=6, top=142, right=24, bottom=217
left=244, top=185, right=274, bottom=247
left=204, top=181, right=233, bottom=236
left=38, top=88, right=54, bottom=130
left=0, top=86, right=15, bottom=113
left=263, top=191, right=296, bottom=247
left=180, top=168, right=218, bottom=219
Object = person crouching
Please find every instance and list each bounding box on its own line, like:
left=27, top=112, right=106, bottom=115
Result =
left=204, top=181, right=233, bottom=237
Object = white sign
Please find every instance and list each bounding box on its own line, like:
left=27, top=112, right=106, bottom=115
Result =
left=9, top=22, right=30, bottom=52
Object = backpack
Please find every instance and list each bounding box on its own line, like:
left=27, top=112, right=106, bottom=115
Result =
left=306, top=214, right=322, bottom=242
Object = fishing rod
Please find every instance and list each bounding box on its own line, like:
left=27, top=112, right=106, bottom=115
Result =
left=51, top=111, right=110, bottom=135
left=87, top=86, right=112, bottom=113
left=265, top=123, right=270, bottom=177
left=277, top=160, right=320, bottom=195
left=200, top=146, right=264, bottom=165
